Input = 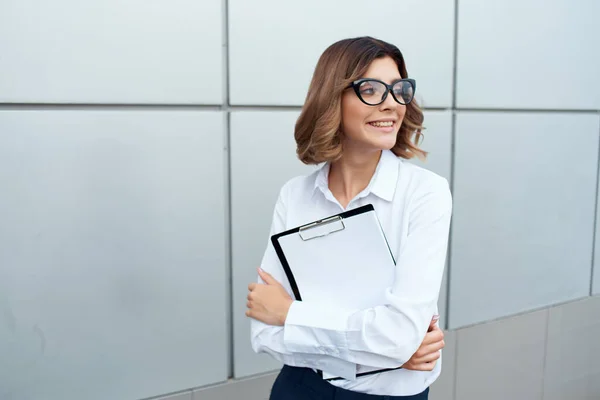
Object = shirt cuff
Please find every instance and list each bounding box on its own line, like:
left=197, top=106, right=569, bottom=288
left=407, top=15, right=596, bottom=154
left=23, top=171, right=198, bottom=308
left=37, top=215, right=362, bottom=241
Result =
left=283, top=300, right=350, bottom=356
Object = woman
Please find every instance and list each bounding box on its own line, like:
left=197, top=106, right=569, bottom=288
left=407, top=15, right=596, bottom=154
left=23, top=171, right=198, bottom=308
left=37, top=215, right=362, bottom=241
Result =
left=246, top=36, right=452, bottom=400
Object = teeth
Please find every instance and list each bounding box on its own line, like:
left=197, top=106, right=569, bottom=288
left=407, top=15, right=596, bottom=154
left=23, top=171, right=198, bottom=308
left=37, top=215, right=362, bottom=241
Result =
left=370, top=121, right=394, bottom=127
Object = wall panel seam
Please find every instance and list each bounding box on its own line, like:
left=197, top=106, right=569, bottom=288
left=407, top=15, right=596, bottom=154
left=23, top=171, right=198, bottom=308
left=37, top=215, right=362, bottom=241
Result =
left=591, top=111, right=600, bottom=295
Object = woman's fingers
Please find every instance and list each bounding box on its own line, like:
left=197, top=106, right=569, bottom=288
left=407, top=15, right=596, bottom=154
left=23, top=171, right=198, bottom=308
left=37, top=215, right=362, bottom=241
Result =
left=428, top=315, right=439, bottom=332
left=415, top=338, right=445, bottom=357
left=412, top=360, right=438, bottom=371
left=413, top=348, right=442, bottom=364
left=421, top=328, right=444, bottom=346
left=403, top=324, right=446, bottom=372
left=257, top=267, right=277, bottom=285
left=404, top=358, right=438, bottom=371
left=403, top=327, right=445, bottom=371
left=412, top=342, right=444, bottom=363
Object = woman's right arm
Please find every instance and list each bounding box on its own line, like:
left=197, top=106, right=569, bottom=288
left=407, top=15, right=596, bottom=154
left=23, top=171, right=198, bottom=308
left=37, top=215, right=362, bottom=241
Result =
left=251, top=319, right=357, bottom=378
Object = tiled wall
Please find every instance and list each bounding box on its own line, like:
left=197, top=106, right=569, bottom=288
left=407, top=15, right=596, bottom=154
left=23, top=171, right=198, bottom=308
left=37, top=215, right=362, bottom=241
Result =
left=0, top=111, right=229, bottom=399
left=0, top=0, right=599, bottom=399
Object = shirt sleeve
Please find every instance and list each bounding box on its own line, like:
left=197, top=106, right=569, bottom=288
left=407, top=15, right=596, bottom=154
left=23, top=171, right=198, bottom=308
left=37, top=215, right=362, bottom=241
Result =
left=250, top=183, right=358, bottom=380
left=282, top=177, right=453, bottom=368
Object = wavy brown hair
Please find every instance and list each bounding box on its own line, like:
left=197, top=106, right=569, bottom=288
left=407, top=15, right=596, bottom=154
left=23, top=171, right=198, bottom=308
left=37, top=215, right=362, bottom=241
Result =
left=295, top=36, right=426, bottom=165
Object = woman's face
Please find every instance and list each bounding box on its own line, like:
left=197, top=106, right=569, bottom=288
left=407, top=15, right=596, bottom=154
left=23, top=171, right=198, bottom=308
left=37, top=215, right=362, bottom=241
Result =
left=340, top=56, right=407, bottom=153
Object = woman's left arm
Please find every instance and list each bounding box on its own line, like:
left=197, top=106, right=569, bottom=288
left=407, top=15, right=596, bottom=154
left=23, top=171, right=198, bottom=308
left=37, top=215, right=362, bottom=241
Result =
left=249, top=177, right=452, bottom=369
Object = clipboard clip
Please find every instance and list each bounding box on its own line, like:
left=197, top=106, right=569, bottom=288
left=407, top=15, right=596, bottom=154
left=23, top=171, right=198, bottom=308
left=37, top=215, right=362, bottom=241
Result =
left=298, top=215, right=345, bottom=241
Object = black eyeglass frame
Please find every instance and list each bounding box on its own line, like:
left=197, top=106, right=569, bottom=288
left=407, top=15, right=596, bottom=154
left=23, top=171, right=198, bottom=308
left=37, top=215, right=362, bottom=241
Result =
left=348, top=78, right=417, bottom=106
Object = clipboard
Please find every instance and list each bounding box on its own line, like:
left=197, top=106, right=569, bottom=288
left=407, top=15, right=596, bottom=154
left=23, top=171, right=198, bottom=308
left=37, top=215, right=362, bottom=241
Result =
left=271, top=204, right=402, bottom=380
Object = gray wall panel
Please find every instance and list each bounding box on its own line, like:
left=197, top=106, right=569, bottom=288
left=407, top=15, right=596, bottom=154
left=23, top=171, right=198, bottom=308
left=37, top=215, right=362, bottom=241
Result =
left=449, top=112, right=598, bottom=328
left=456, top=0, right=600, bottom=110
left=230, top=111, right=315, bottom=378
left=229, top=0, right=455, bottom=107
left=543, top=297, right=600, bottom=400
left=411, top=111, right=453, bottom=181
left=0, top=110, right=228, bottom=400
left=455, top=310, right=548, bottom=400
left=0, top=0, right=223, bottom=104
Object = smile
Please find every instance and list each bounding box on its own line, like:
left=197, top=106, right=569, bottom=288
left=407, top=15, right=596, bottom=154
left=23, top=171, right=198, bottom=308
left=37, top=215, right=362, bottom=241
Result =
left=368, top=121, right=394, bottom=127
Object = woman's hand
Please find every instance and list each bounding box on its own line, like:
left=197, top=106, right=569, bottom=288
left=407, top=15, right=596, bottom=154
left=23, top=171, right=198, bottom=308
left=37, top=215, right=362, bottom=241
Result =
left=402, top=317, right=445, bottom=371
left=246, top=268, right=293, bottom=326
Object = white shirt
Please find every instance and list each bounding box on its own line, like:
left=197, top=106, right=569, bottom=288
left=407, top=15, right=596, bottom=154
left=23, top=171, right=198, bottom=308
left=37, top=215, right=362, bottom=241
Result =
left=250, top=150, right=453, bottom=396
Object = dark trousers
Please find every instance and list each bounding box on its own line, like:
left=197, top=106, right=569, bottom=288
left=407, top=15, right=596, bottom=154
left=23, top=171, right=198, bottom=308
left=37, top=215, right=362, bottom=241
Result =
left=269, top=365, right=429, bottom=400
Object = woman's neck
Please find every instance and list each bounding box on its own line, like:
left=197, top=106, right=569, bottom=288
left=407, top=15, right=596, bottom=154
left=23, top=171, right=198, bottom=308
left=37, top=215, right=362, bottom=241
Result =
left=328, top=149, right=382, bottom=209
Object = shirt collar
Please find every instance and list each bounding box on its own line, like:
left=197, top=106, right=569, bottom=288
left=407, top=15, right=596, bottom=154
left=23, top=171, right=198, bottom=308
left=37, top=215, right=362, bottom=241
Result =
left=369, top=150, right=399, bottom=201
left=313, top=150, right=399, bottom=202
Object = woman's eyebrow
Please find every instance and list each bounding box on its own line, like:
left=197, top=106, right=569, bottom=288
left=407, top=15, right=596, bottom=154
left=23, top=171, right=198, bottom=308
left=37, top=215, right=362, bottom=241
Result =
left=363, top=77, right=403, bottom=84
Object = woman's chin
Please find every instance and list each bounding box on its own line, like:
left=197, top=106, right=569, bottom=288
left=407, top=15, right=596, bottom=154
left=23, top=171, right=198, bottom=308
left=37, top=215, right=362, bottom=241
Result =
left=345, top=135, right=397, bottom=152
left=372, top=137, right=397, bottom=151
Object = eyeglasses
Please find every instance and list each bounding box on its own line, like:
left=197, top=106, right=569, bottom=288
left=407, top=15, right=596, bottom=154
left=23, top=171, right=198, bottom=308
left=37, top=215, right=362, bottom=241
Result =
left=348, top=78, right=416, bottom=106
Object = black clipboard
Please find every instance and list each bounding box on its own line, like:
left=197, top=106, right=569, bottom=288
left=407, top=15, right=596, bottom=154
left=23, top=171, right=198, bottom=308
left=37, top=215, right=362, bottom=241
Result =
left=271, top=204, right=402, bottom=381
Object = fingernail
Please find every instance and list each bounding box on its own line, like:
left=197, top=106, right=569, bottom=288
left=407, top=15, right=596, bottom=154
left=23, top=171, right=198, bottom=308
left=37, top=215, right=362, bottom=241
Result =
left=432, top=314, right=440, bottom=321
